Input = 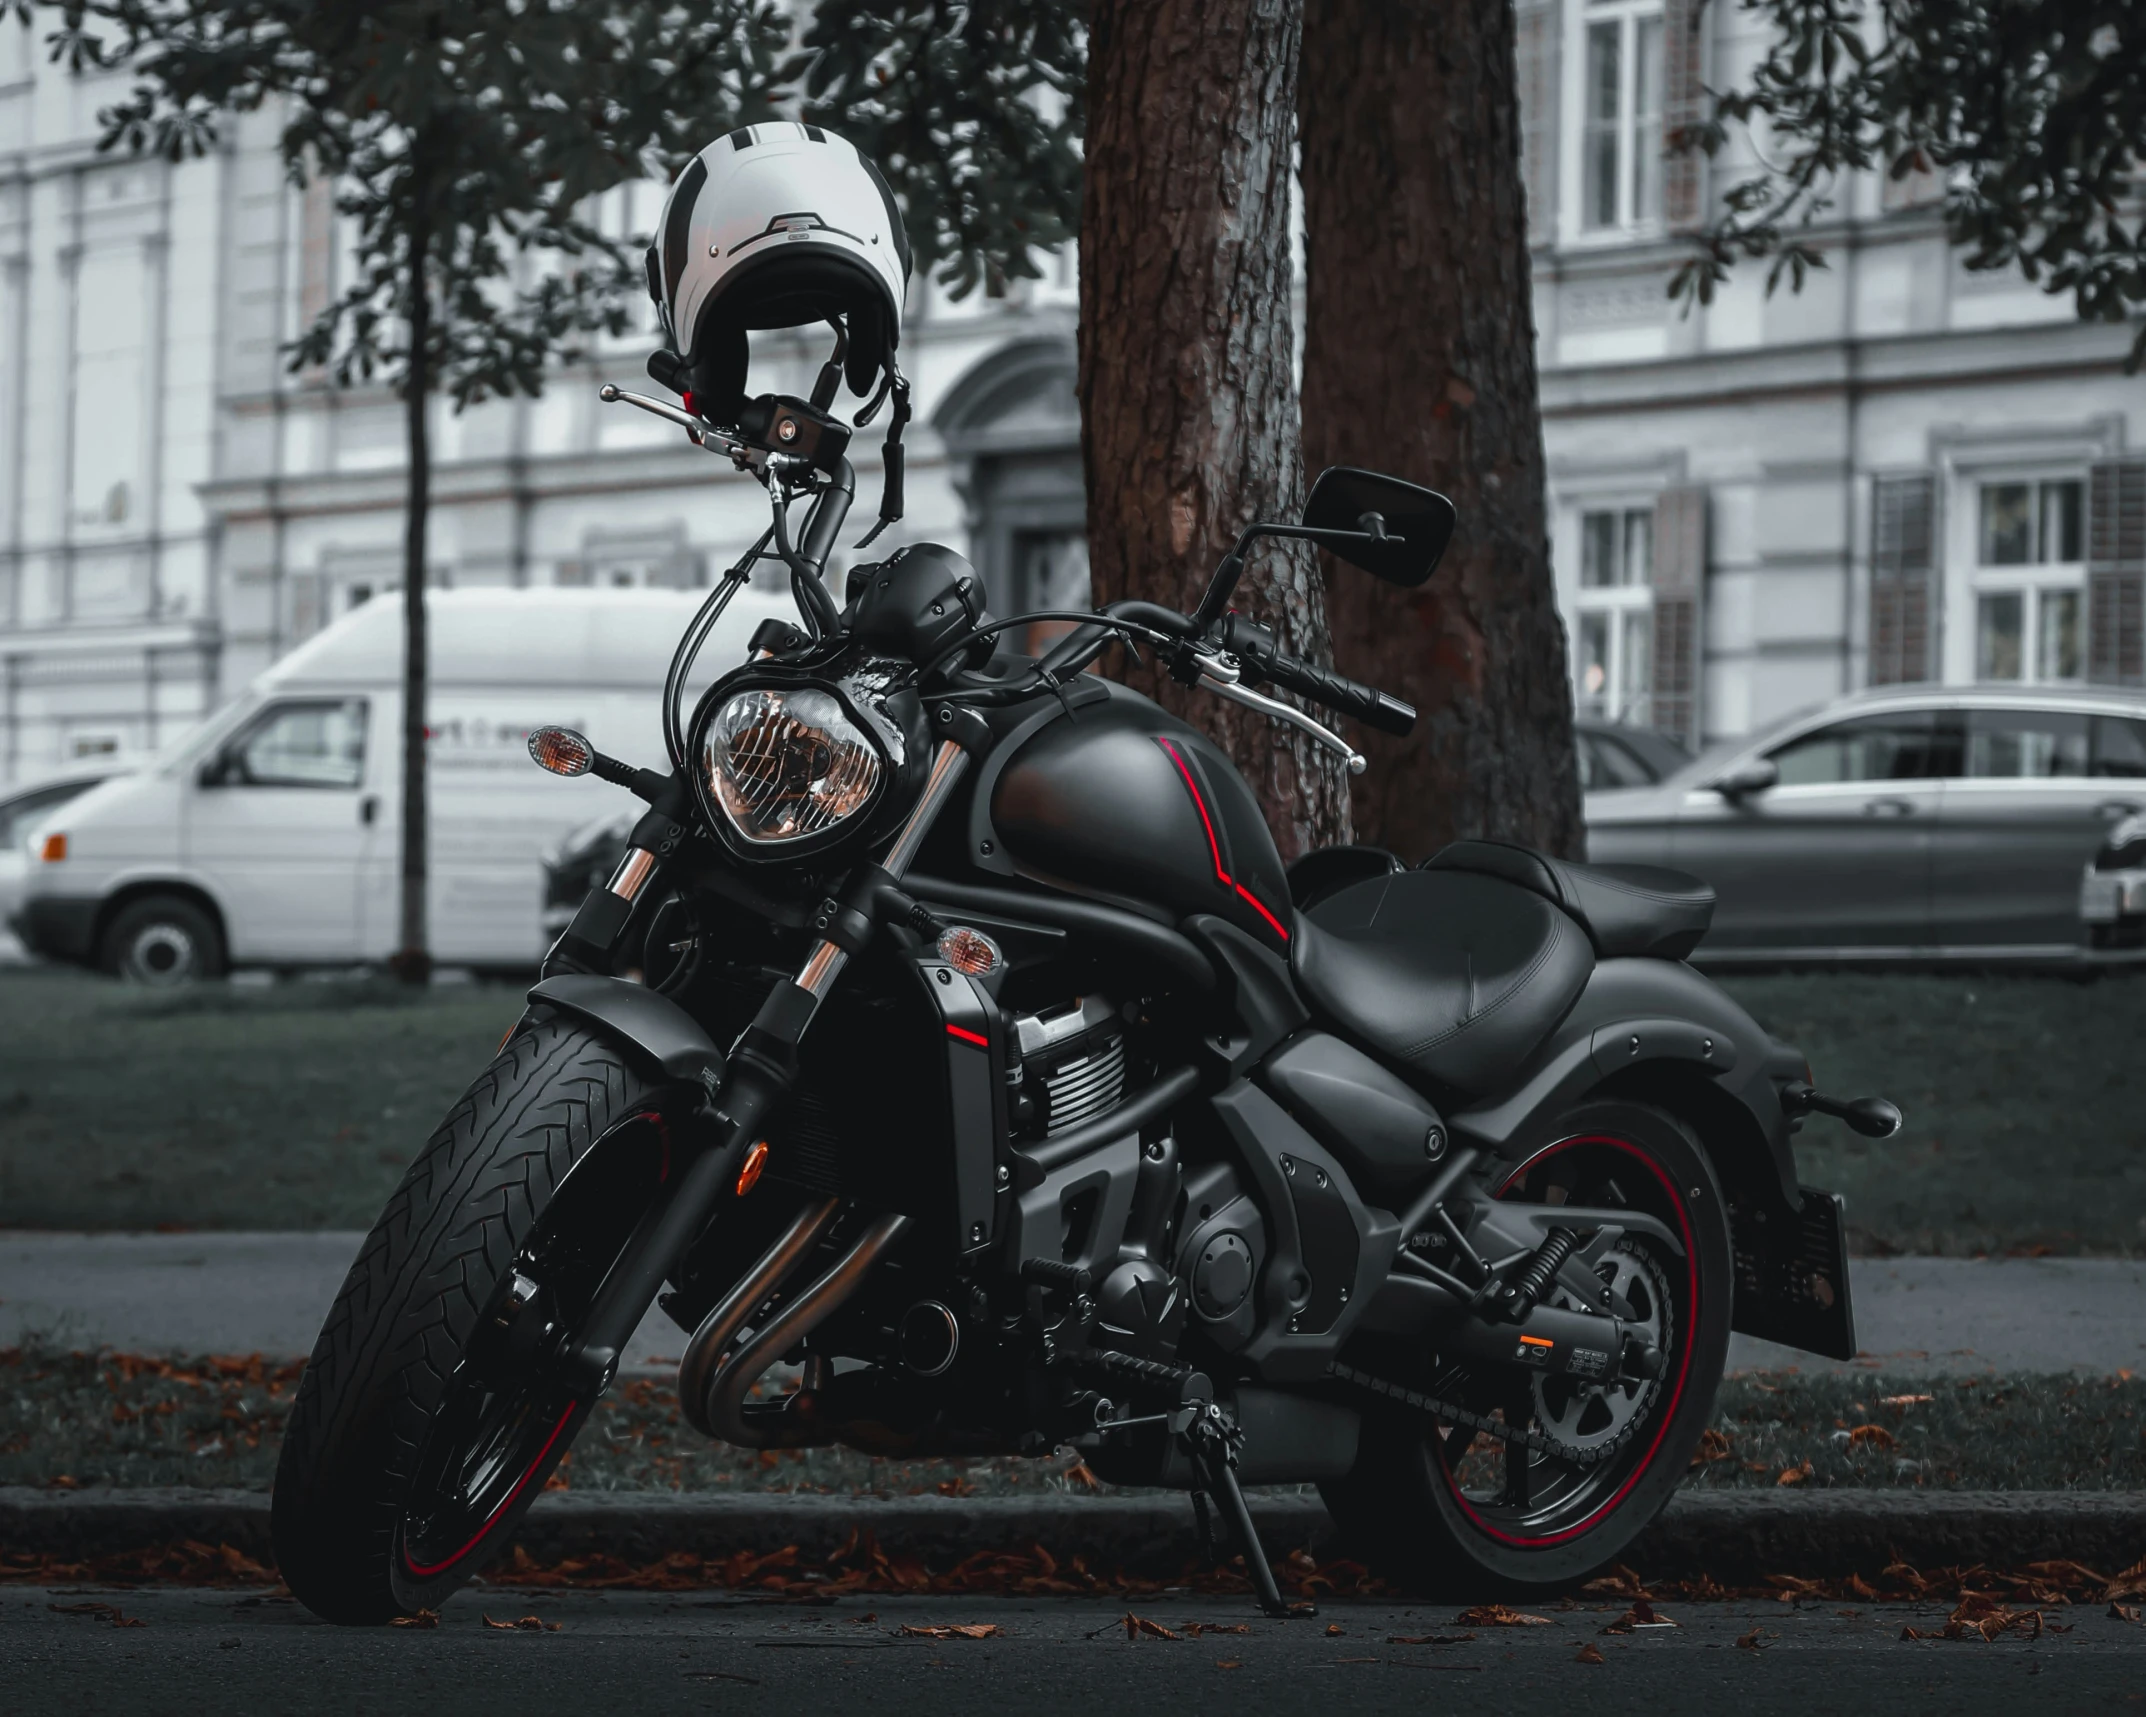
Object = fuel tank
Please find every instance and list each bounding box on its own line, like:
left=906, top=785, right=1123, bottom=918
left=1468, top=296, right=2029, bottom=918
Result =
left=984, top=683, right=1294, bottom=951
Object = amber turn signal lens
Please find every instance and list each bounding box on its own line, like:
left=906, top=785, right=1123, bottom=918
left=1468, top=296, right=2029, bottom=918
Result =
left=735, top=1139, right=769, bottom=1198
left=38, top=832, right=67, bottom=863
left=528, top=726, right=595, bottom=777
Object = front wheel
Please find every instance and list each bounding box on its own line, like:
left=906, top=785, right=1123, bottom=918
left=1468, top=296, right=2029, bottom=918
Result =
left=1322, top=1099, right=1733, bottom=1593
left=271, top=1017, right=671, bottom=1622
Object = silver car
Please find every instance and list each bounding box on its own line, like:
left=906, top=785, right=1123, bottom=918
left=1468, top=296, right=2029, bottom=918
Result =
left=1587, top=685, right=2146, bottom=965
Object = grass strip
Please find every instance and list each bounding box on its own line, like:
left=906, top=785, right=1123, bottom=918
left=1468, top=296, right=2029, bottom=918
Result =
left=4, top=1346, right=2139, bottom=1495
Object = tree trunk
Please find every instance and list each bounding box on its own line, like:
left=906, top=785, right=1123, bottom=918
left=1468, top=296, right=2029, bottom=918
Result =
left=1079, top=0, right=1350, bottom=860
left=392, top=235, right=432, bottom=984
left=1298, top=0, right=1583, bottom=862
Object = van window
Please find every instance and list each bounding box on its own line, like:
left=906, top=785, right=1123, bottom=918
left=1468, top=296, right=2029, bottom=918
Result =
left=1768, top=710, right=1959, bottom=785
left=226, top=699, right=367, bottom=789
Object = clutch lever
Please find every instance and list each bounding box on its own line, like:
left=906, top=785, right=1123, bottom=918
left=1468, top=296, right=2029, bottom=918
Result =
left=598, top=384, right=749, bottom=461
left=1191, top=651, right=1367, bottom=776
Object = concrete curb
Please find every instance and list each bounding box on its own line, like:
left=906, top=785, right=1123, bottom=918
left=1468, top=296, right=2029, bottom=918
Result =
left=5, top=1486, right=2142, bottom=1580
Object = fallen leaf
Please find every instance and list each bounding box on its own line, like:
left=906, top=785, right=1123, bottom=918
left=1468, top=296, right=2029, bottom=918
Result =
left=2109, top=1604, right=2142, bottom=1624
left=1689, top=1428, right=1734, bottom=1469
left=1454, top=1604, right=1553, bottom=1627
left=934, top=1478, right=975, bottom=1498
left=1574, top=1642, right=1606, bottom=1664
left=1879, top=1394, right=1933, bottom=1407
left=1061, top=1462, right=1099, bottom=1491
left=1601, top=1599, right=1678, bottom=1634
left=1390, top=1632, right=1476, bottom=1646
left=1776, top=1460, right=1814, bottom=1486
left=483, top=1614, right=561, bottom=1632
left=1736, top=1628, right=1770, bottom=1650
left=1325, top=1622, right=1345, bottom=1637
left=389, top=1610, right=440, bottom=1630
left=1183, top=1623, right=1250, bottom=1637
left=898, top=1623, right=1003, bottom=1640
left=1846, top=1424, right=1895, bottom=1451
left=2106, top=1557, right=2146, bottom=1602
left=1216, top=1660, right=1242, bottom=1669
left=47, top=1601, right=144, bottom=1629
left=1582, top=1564, right=1651, bottom=1598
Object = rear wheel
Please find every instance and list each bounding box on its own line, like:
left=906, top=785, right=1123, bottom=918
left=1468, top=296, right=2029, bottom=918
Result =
left=100, top=894, right=225, bottom=984
left=1322, top=1099, right=1732, bottom=1592
left=271, top=1017, right=672, bottom=1622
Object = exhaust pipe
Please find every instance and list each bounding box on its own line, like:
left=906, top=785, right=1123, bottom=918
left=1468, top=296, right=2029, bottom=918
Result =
left=677, top=1197, right=841, bottom=1437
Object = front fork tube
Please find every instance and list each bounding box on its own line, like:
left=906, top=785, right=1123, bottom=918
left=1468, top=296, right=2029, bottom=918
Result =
left=558, top=739, right=974, bottom=1391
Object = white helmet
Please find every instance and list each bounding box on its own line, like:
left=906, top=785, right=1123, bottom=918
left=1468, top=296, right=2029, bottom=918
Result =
left=647, top=123, right=911, bottom=427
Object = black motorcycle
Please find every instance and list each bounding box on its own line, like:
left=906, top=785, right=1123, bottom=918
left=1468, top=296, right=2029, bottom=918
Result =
left=271, top=370, right=1899, bottom=1623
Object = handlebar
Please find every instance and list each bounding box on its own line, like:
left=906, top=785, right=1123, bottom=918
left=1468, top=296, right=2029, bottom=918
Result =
left=1217, top=615, right=1417, bottom=738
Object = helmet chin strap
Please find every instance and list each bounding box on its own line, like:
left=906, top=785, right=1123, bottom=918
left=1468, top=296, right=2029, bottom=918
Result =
left=852, top=367, right=910, bottom=552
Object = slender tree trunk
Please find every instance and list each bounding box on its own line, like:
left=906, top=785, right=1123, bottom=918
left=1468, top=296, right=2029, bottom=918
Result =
left=393, top=235, right=432, bottom=984
left=1299, top=0, right=1582, bottom=861
left=1079, top=0, right=1350, bottom=860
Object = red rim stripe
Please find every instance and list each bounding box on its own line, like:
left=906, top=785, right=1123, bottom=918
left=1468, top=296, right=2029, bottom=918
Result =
left=1154, top=736, right=1289, bottom=942
left=402, top=1399, right=577, bottom=1578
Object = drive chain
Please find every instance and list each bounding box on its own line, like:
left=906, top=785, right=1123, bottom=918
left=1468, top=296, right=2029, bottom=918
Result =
left=1329, top=1361, right=1636, bottom=1468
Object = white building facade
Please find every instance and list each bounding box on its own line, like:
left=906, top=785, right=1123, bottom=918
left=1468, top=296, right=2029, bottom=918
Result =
left=1, top=8, right=2141, bottom=785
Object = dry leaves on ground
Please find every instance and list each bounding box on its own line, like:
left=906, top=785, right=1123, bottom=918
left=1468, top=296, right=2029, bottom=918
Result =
left=389, top=1610, right=439, bottom=1629
left=1574, top=1642, right=1607, bottom=1664
left=1583, top=1565, right=1652, bottom=1599
left=1090, top=1613, right=1179, bottom=1641
left=1735, top=1628, right=1770, bottom=1650
left=483, top=1614, right=561, bottom=1632
left=1215, top=1659, right=1242, bottom=1670
left=48, top=1601, right=144, bottom=1628
left=1600, top=1600, right=1678, bottom=1634
left=1899, top=1592, right=2049, bottom=1643
left=2107, top=1557, right=2146, bottom=1602
left=1775, top=1459, right=1815, bottom=1486
left=1455, top=1604, right=1553, bottom=1627
left=2107, top=1604, right=2141, bottom=1624
left=1844, top=1424, right=1894, bottom=1450
left=1689, top=1428, right=1733, bottom=1469
left=1183, top=1622, right=1249, bottom=1637
left=896, top=1623, right=1002, bottom=1640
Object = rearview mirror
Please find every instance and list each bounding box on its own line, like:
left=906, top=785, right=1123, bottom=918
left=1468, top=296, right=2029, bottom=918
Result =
left=1712, top=756, right=1778, bottom=799
left=1301, top=467, right=1456, bottom=587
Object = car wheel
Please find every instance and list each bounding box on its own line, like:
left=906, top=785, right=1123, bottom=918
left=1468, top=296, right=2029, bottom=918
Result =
left=100, top=896, right=227, bottom=985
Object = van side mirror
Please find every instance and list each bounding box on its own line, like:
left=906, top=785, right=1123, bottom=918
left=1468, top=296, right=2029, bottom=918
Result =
left=1712, top=756, right=1778, bottom=800
left=198, top=752, right=232, bottom=789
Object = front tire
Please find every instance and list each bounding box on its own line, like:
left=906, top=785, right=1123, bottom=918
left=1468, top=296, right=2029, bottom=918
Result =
left=271, top=1017, right=665, bottom=1622
left=100, top=894, right=225, bottom=984
left=1322, top=1099, right=1732, bottom=1593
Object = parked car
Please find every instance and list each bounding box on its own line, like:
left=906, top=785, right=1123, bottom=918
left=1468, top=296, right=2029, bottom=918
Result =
left=2082, top=810, right=2146, bottom=953
left=12, top=586, right=787, bottom=983
left=1586, top=685, right=2146, bottom=965
left=0, top=759, right=138, bottom=935
left=1575, top=719, right=1691, bottom=790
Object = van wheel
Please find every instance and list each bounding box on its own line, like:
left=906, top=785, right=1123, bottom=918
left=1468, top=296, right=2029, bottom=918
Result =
left=101, top=896, right=226, bottom=985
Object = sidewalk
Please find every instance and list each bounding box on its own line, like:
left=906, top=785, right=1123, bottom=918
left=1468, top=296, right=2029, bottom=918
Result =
left=3, top=1230, right=2141, bottom=1375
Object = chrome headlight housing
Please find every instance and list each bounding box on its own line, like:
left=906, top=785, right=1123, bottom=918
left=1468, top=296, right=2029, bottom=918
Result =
left=689, top=660, right=924, bottom=863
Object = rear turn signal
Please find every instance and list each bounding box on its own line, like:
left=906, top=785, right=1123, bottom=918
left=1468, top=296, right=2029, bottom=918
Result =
left=38, top=832, right=66, bottom=863
left=735, top=1139, right=769, bottom=1198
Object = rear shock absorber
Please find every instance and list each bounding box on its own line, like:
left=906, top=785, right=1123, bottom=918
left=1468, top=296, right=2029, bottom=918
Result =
left=1485, top=1226, right=1578, bottom=1321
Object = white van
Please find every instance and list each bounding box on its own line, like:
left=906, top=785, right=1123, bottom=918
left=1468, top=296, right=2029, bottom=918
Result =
left=12, top=587, right=787, bottom=981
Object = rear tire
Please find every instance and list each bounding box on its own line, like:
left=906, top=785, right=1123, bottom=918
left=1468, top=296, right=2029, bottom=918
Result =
left=270, top=1017, right=661, bottom=1623
left=1322, top=1099, right=1732, bottom=1594
left=100, top=894, right=225, bottom=984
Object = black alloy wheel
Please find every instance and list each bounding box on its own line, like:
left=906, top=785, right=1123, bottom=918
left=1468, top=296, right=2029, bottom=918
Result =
left=1322, top=1099, right=1733, bottom=1592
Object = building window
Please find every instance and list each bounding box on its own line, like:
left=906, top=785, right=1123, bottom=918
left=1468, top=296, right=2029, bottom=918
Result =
left=1577, top=0, right=1664, bottom=233
left=1971, top=477, right=2084, bottom=683
left=1574, top=505, right=1654, bottom=721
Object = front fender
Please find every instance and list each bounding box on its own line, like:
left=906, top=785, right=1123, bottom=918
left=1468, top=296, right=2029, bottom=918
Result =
left=526, top=975, right=724, bottom=1088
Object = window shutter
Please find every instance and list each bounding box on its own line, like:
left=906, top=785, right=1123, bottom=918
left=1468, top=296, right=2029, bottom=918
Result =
left=2089, top=459, right=2146, bottom=686
left=1661, top=0, right=1707, bottom=232
left=1515, top=0, right=1561, bottom=249
left=1650, top=486, right=1706, bottom=747
left=1869, top=474, right=1936, bottom=685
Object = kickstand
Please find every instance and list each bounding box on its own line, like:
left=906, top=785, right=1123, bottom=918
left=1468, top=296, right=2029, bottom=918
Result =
left=1185, top=1403, right=1308, bottom=1620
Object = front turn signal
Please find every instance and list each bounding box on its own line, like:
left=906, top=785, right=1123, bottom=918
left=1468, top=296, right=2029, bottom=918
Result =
left=38, top=832, right=66, bottom=863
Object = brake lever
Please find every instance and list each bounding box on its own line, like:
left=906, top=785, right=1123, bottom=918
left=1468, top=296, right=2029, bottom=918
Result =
left=1191, top=653, right=1367, bottom=776
left=598, top=384, right=750, bottom=462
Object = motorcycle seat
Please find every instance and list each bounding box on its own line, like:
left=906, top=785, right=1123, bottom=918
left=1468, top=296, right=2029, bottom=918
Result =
left=1424, top=839, right=1714, bottom=961
left=1291, top=868, right=1594, bottom=1097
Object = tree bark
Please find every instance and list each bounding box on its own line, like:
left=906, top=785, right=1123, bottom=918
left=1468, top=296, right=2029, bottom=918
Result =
left=1079, top=0, right=1350, bottom=860
left=1298, top=0, right=1583, bottom=862
left=393, top=227, right=432, bottom=984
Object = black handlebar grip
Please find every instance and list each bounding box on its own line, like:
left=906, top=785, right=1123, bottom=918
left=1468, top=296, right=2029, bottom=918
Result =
left=1216, top=615, right=1417, bottom=737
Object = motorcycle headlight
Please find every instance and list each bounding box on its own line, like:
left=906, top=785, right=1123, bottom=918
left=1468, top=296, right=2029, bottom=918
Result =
left=703, top=686, right=884, bottom=848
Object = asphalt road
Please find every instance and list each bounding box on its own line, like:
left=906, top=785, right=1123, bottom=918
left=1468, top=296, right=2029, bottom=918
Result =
left=6, top=1586, right=2142, bottom=1716
left=6, top=1231, right=2145, bottom=1376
